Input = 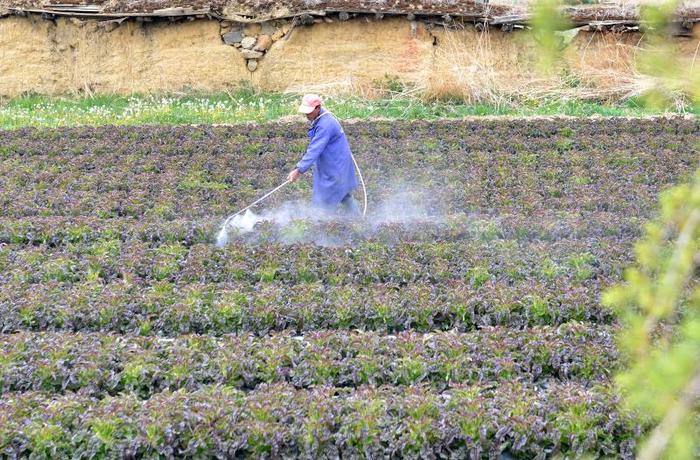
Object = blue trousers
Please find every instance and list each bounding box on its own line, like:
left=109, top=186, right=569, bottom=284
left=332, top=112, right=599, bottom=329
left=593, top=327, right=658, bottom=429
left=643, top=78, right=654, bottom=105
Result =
left=339, top=193, right=361, bottom=216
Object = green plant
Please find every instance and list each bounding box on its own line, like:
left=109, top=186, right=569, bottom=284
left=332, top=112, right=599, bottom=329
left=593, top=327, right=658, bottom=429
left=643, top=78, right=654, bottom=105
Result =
left=152, top=243, right=188, bottom=281
left=567, top=252, right=595, bottom=281
left=603, top=170, right=700, bottom=459
left=178, top=170, right=228, bottom=192
left=1, top=91, right=694, bottom=131
left=528, top=295, right=551, bottom=322
left=531, top=0, right=572, bottom=72
left=466, top=266, right=491, bottom=289
left=257, top=265, right=278, bottom=283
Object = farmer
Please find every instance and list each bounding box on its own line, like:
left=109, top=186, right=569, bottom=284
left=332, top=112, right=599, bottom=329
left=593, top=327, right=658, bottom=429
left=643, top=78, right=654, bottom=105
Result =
left=287, top=94, right=360, bottom=215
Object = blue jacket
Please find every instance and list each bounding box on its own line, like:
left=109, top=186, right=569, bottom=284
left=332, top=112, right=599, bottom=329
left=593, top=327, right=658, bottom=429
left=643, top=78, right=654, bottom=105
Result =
left=297, top=109, right=358, bottom=208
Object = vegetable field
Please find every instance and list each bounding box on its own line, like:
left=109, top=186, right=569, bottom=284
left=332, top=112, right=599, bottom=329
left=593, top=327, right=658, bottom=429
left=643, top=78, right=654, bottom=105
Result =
left=0, top=117, right=698, bottom=458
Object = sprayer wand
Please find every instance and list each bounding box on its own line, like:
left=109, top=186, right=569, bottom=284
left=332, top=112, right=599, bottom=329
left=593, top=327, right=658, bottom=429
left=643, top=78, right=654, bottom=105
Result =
left=221, top=179, right=291, bottom=230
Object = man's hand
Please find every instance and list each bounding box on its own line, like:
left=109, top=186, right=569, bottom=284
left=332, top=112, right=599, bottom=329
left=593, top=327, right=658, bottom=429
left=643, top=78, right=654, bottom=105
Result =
left=287, top=168, right=302, bottom=182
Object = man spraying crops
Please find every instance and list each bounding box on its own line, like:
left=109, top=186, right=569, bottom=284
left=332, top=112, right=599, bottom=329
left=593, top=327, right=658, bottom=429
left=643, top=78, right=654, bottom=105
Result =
left=287, top=94, right=361, bottom=215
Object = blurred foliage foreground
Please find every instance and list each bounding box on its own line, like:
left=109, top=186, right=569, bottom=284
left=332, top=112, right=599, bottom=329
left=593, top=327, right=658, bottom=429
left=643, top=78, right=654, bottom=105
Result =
left=604, top=171, right=700, bottom=459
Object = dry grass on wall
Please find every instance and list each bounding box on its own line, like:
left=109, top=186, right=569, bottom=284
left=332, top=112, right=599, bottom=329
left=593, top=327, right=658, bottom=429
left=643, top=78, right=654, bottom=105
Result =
left=420, top=24, right=700, bottom=107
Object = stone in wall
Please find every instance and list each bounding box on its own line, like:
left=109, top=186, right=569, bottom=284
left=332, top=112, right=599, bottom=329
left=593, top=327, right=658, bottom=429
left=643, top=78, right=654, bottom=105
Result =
left=220, top=19, right=291, bottom=72
left=241, top=49, right=263, bottom=58
left=261, top=22, right=276, bottom=35
left=222, top=29, right=243, bottom=44
left=240, top=36, right=256, bottom=49
left=271, top=28, right=284, bottom=41
left=243, top=22, right=261, bottom=36
left=254, top=34, right=272, bottom=51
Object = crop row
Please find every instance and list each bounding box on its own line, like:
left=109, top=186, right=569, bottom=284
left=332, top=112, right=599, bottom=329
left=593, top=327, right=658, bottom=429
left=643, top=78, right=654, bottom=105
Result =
left=0, top=381, right=640, bottom=459
left=0, top=278, right=611, bottom=335
left=0, top=211, right=644, bottom=247
left=0, top=323, right=616, bottom=397
left=3, top=116, right=696, bottom=151
left=0, top=170, right=682, bottom=220
left=0, top=238, right=627, bottom=288
left=1, top=121, right=696, bottom=219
